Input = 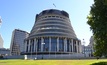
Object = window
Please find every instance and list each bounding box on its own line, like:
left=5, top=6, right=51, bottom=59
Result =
left=67, top=39, right=70, bottom=52
left=52, top=16, right=55, bottom=17
left=59, top=38, right=64, bottom=52
left=44, top=38, right=49, bottom=51
left=37, top=38, right=41, bottom=51
left=51, top=37, right=57, bottom=52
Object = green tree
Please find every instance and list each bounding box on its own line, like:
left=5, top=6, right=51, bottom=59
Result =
left=87, top=0, right=107, bottom=57
left=105, top=0, right=107, bottom=5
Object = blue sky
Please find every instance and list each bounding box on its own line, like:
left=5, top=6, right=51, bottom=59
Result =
left=0, top=0, right=94, bottom=48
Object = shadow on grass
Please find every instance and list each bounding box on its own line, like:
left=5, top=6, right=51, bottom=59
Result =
left=91, top=62, right=107, bottom=65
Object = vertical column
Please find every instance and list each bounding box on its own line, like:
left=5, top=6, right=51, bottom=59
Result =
left=41, top=37, right=44, bottom=52
left=64, top=38, right=67, bottom=52
left=34, top=39, right=36, bottom=52
left=69, top=39, right=71, bottom=52
left=71, top=39, right=73, bottom=52
left=36, top=39, right=38, bottom=53
left=79, top=41, right=81, bottom=53
left=57, top=37, right=59, bottom=52
left=28, top=40, right=30, bottom=52
left=49, top=37, right=51, bottom=52
left=76, top=41, right=79, bottom=53
left=24, top=40, right=27, bottom=52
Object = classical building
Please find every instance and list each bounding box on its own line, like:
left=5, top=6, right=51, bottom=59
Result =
left=23, top=9, right=81, bottom=56
left=10, top=29, right=29, bottom=55
left=89, top=36, right=94, bottom=52
left=82, top=36, right=95, bottom=57
left=82, top=45, right=93, bottom=57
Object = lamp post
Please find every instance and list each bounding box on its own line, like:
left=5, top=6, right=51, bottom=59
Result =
left=42, top=43, right=45, bottom=59
left=83, top=39, right=86, bottom=57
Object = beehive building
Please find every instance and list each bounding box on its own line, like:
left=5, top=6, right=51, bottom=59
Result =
left=24, top=9, right=81, bottom=55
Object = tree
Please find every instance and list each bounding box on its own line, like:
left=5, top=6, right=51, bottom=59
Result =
left=87, top=0, right=107, bottom=57
left=104, top=0, right=107, bottom=5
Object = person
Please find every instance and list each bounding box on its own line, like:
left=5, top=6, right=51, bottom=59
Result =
left=96, top=56, right=99, bottom=60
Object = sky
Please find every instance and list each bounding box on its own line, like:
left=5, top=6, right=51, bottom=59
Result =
left=0, top=0, right=94, bottom=48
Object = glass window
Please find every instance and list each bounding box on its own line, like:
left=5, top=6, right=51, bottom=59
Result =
left=56, top=16, right=59, bottom=18
left=37, top=38, right=41, bottom=51
left=51, top=37, right=57, bottom=52
left=44, top=38, right=49, bottom=51
left=67, top=39, right=70, bottom=52
left=29, top=42, right=32, bottom=52
left=26, top=40, right=29, bottom=52
left=38, top=21, right=67, bottom=26
left=45, top=16, right=47, bottom=18
left=38, top=29, right=71, bottom=33
left=52, top=16, right=55, bottom=17
left=59, top=38, right=64, bottom=52
left=31, top=40, right=34, bottom=52
left=48, top=16, right=51, bottom=17
left=41, top=18, right=64, bottom=22
left=73, top=40, right=77, bottom=52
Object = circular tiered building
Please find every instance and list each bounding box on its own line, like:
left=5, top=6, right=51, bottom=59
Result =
left=24, top=9, right=81, bottom=56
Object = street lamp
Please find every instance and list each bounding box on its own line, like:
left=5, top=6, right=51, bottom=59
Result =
left=42, top=43, right=45, bottom=59
left=83, top=39, right=86, bottom=57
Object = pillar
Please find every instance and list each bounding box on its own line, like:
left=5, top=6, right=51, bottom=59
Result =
left=49, top=37, right=51, bottom=52
left=79, top=41, right=81, bottom=53
left=28, top=40, right=30, bottom=52
left=57, top=37, right=59, bottom=52
left=71, top=39, right=73, bottom=52
left=41, top=37, right=44, bottom=52
left=24, top=40, right=27, bottom=52
left=69, top=39, right=71, bottom=52
left=34, top=38, right=36, bottom=52
left=36, top=38, right=38, bottom=53
left=76, top=41, right=78, bottom=53
left=64, top=38, right=67, bottom=52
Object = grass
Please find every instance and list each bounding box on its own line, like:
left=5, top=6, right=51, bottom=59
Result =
left=0, top=59, right=107, bottom=65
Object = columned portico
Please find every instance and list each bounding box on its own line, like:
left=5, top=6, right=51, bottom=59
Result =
left=25, top=37, right=81, bottom=54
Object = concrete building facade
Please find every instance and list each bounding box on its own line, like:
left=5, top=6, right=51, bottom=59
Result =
left=0, top=48, right=10, bottom=56
left=10, top=29, right=29, bottom=55
left=23, top=9, right=81, bottom=56
left=0, top=34, right=3, bottom=48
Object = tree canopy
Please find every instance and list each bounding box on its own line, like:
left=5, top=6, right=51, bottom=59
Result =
left=87, top=0, right=107, bottom=57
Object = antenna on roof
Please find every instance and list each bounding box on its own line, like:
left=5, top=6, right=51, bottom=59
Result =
left=0, top=16, right=2, bottom=25
left=53, top=3, right=56, bottom=7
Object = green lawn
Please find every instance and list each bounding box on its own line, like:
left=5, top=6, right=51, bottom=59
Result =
left=0, top=59, right=107, bottom=65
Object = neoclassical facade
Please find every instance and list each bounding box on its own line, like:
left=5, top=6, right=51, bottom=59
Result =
left=23, top=9, right=81, bottom=55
